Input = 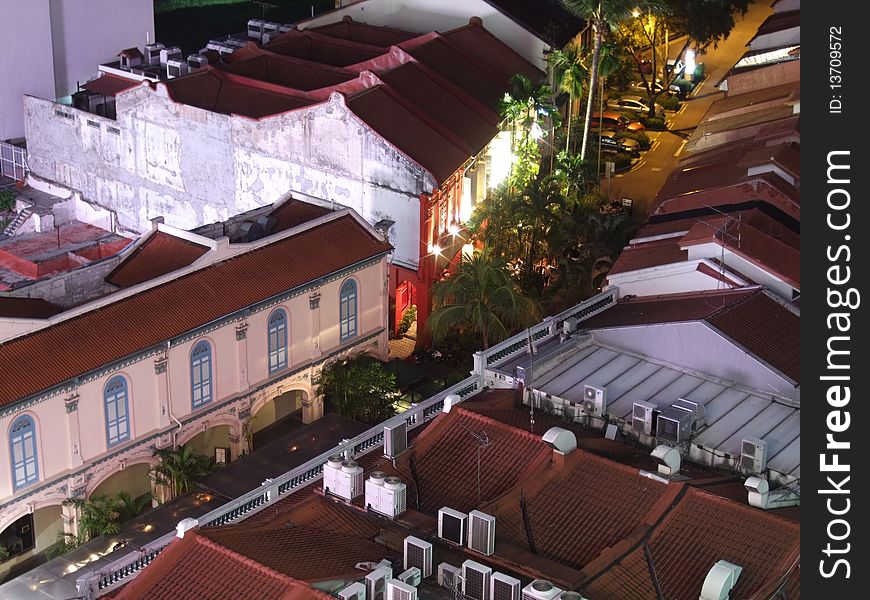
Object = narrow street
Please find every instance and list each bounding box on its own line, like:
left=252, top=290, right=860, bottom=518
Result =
left=603, top=0, right=775, bottom=220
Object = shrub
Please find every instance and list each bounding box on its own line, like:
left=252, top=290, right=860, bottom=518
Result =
left=619, top=131, right=651, bottom=150
left=657, top=94, right=681, bottom=112
left=0, top=188, right=16, bottom=213
left=641, top=116, right=667, bottom=131
left=613, top=153, right=634, bottom=171
left=397, top=305, right=417, bottom=336
left=673, top=79, right=693, bottom=97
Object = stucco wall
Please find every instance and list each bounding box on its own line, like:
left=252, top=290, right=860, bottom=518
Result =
left=24, top=90, right=425, bottom=270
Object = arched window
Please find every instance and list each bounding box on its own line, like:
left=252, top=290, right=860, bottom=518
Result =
left=268, top=309, right=288, bottom=374
left=10, top=415, right=39, bottom=490
left=191, top=340, right=213, bottom=408
left=104, top=376, right=130, bottom=447
left=339, top=279, right=358, bottom=341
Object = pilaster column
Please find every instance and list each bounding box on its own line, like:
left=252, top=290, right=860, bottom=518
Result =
left=236, top=321, right=249, bottom=392
left=65, top=392, right=83, bottom=468
left=61, top=502, right=80, bottom=539
left=154, top=355, right=171, bottom=429
left=309, top=291, right=322, bottom=359
left=301, top=392, right=323, bottom=424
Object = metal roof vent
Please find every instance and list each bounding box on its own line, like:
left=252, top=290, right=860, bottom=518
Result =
left=542, top=427, right=577, bottom=455
left=522, top=579, right=564, bottom=600
left=175, top=517, right=198, bottom=538
left=699, top=560, right=742, bottom=600
left=651, top=444, right=681, bottom=477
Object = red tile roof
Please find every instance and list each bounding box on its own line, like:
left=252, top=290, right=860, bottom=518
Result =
left=82, top=74, right=141, bottom=97
left=163, top=69, right=315, bottom=119
left=308, top=17, right=420, bottom=47
left=494, top=451, right=675, bottom=570
left=0, top=296, right=63, bottom=319
left=269, top=199, right=333, bottom=234
left=266, top=30, right=386, bottom=67
left=0, top=214, right=391, bottom=407
left=580, top=289, right=756, bottom=329
left=395, top=408, right=551, bottom=513
left=440, top=19, right=544, bottom=83
left=753, top=10, right=800, bottom=38
left=609, top=238, right=688, bottom=275
left=222, top=52, right=356, bottom=91
left=113, top=530, right=329, bottom=600
left=706, top=290, right=800, bottom=382
left=106, top=231, right=210, bottom=288
left=346, top=85, right=471, bottom=183
left=583, top=488, right=800, bottom=600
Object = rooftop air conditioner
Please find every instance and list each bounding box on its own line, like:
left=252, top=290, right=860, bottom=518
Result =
left=438, top=563, right=461, bottom=591
left=365, top=470, right=387, bottom=511
left=740, top=437, right=768, bottom=474
left=397, top=567, right=421, bottom=587
left=384, top=421, right=408, bottom=458
left=468, top=510, right=496, bottom=556
left=322, top=454, right=344, bottom=495
left=386, top=579, right=418, bottom=600
left=403, top=536, right=432, bottom=578
left=338, top=582, right=366, bottom=600
left=438, top=507, right=468, bottom=546
left=159, top=46, right=182, bottom=65
left=522, top=580, right=564, bottom=600
left=581, top=385, right=606, bottom=417
left=248, top=19, right=266, bottom=39
left=374, top=476, right=406, bottom=517
left=366, top=565, right=392, bottom=600
left=144, top=43, right=165, bottom=65
left=329, top=459, right=363, bottom=501
left=491, top=572, right=521, bottom=600
left=632, top=401, right=658, bottom=436
left=166, top=59, right=188, bottom=79
left=656, top=405, right=694, bottom=445
left=187, top=54, right=208, bottom=70
left=462, top=560, right=492, bottom=600
left=673, top=398, right=706, bottom=430
left=700, top=560, right=743, bottom=600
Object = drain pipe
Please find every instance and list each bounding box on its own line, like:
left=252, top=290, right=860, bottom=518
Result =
left=164, top=340, right=183, bottom=447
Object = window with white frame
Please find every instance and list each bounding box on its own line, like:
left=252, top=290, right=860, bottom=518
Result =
left=10, top=415, right=39, bottom=490
left=191, top=340, right=213, bottom=408
left=339, top=279, right=358, bottom=341
left=104, top=376, right=131, bottom=447
left=268, top=308, right=288, bottom=373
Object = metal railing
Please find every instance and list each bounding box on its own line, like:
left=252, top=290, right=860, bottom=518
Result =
left=80, top=374, right=482, bottom=597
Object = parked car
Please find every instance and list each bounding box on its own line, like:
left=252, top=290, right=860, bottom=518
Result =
left=589, top=111, right=645, bottom=132
left=629, top=79, right=681, bottom=96
left=607, top=95, right=664, bottom=114
left=595, top=130, right=640, bottom=156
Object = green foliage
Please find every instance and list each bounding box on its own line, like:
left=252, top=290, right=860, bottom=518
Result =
left=657, top=94, right=681, bottom=111
left=499, top=74, right=560, bottom=188
left=0, top=188, right=15, bottom=213
left=151, top=446, right=216, bottom=500
left=62, top=490, right=152, bottom=542
left=673, top=78, right=694, bottom=96
left=618, top=130, right=651, bottom=149
left=640, top=116, right=667, bottom=130
left=397, top=305, right=417, bottom=336
left=45, top=532, right=83, bottom=559
left=429, top=248, right=541, bottom=349
left=315, top=355, right=399, bottom=424
left=0, top=545, right=9, bottom=561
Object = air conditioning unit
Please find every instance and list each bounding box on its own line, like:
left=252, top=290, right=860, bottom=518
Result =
left=384, top=422, right=408, bottom=458
left=166, top=59, right=188, bottom=79
left=468, top=510, right=496, bottom=556
left=144, top=43, right=165, bottom=65
left=632, top=401, right=657, bottom=436
left=740, top=437, right=768, bottom=474
left=187, top=54, right=208, bottom=70
left=491, top=572, right=521, bottom=600
left=371, top=476, right=407, bottom=518
left=438, top=507, right=468, bottom=545
left=322, top=454, right=344, bottom=495
left=248, top=18, right=266, bottom=39
left=562, top=317, right=578, bottom=336
left=331, top=459, right=363, bottom=501
left=522, top=580, right=564, bottom=600
left=656, top=405, right=694, bottom=445
left=262, top=21, right=281, bottom=43
left=397, top=567, right=421, bottom=587
left=338, top=582, right=366, bottom=600
left=366, top=565, right=392, bottom=600
left=386, top=579, right=417, bottom=600
left=462, top=560, right=492, bottom=600
left=673, top=398, right=706, bottom=430
left=438, top=563, right=461, bottom=590
left=403, top=536, right=432, bottom=578
left=581, top=385, right=606, bottom=417
left=159, top=46, right=182, bottom=65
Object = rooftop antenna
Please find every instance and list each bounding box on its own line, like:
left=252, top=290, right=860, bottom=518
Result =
left=526, top=327, right=538, bottom=434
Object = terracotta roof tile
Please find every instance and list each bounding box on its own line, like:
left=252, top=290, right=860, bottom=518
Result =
left=266, top=30, right=385, bottom=67
left=308, top=17, right=420, bottom=47
left=0, top=296, right=63, bottom=319
left=584, top=488, right=800, bottom=600
left=222, top=53, right=356, bottom=91
left=440, top=20, right=545, bottom=83
left=706, top=290, right=800, bottom=382
left=114, top=531, right=328, bottom=600
left=396, top=408, right=551, bottom=513
left=609, top=238, right=688, bottom=275
left=269, top=199, right=333, bottom=233
left=82, top=74, right=141, bottom=97
left=0, top=214, right=391, bottom=407
left=495, top=451, right=672, bottom=570
left=106, top=231, right=210, bottom=288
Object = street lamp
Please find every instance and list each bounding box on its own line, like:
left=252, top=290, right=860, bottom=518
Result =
left=442, top=399, right=491, bottom=505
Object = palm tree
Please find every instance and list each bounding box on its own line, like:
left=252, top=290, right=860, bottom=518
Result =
left=151, top=446, right=215, bottom=500
left=63, top=495, right=123, bottom=541
left=429, top=249, right=541, bottom=349
left=499, top=74, right=560, bottom=187
left=562, top=0, right=635, bottom=161
left=548, top=42, right=586, bottom=150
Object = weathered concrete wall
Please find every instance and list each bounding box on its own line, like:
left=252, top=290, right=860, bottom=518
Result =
left=5, top=256, right=125, bottom=308
left=24, top=89, right=426, bottom=270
